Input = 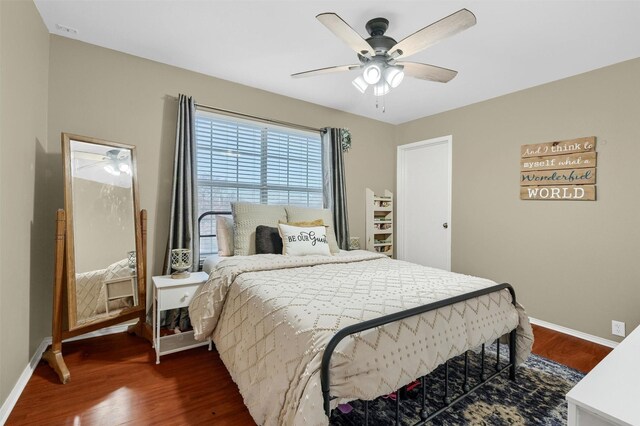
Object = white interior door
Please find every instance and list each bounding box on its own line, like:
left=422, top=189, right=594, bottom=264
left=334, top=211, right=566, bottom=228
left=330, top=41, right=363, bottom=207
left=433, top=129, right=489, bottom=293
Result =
left=397, top=136, right=452, bottom=270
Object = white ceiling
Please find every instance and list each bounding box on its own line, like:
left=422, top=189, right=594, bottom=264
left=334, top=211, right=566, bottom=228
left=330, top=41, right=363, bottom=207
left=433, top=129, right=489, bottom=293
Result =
left=34, top=1, right=640, bottom=125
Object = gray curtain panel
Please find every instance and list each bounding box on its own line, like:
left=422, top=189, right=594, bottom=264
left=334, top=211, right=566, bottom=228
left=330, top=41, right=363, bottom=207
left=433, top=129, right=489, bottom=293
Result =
left=322, top=128, right=350, bottom=250
left=163, top=94, right=199, bottom=330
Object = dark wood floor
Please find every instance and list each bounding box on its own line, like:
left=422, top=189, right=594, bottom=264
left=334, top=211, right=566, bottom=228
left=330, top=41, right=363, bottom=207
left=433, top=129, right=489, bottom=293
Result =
left=7, top=324, right=611, bottom=425
left=530, top=324, right=612, bottom=373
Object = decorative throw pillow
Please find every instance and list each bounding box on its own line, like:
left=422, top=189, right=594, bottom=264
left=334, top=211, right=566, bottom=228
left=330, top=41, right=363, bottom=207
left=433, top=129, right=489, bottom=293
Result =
left=285, top=206, right=340, bottom=254
left=255, top=225, right=283, bottom=254
left=284, top=219, right=324, bottom=227
left=232, top=202, right=287, bottom=255
left=216, top=215, right=234, bottom=256
left=278, top=223, right=331, bottom=256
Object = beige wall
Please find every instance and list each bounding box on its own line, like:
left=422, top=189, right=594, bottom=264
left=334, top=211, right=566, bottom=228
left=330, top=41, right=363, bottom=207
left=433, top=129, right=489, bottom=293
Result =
left=0, top=0, right=51, bottom=406
left=47, top=36, right=396, bottom=302
left=397, top=58, right=640, bottom=342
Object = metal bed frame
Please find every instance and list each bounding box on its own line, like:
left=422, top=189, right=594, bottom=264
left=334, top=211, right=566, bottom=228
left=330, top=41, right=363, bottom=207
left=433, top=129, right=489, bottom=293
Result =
left=321, top=283, right=518, bottom=425
left=198, top=210, right=518, bottom=425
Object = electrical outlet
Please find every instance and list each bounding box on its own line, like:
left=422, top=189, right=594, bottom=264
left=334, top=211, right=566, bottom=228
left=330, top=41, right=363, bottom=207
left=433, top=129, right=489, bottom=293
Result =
left=611, top=320, right=626, bottom=337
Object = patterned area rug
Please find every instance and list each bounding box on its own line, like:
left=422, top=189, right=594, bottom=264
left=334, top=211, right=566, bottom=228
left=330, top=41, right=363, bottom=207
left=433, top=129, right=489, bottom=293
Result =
left=330, top=347, right=583, bottom=425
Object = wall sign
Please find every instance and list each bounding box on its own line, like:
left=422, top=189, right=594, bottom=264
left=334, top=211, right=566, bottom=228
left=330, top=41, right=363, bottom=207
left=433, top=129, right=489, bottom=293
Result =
left=520, top=168, right=596, bottom=186
left=520, top=137, right=597, bottom=201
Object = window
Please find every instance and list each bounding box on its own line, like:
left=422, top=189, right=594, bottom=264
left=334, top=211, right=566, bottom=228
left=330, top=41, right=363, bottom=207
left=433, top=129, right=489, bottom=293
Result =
left=195, top=110, right=324, bottom=258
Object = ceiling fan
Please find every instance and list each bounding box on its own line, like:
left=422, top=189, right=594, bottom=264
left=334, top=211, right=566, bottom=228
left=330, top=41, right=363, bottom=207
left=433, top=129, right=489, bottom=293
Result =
left=75, top=149, right=131, bottom=176
left=292, top=9, right=476, bottom=97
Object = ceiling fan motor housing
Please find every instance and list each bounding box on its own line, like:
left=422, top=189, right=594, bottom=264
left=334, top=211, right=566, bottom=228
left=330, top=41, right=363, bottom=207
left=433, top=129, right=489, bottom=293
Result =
left=365, top=17, right=389, bottom=36
left=364, top=17, right=397, bottom=55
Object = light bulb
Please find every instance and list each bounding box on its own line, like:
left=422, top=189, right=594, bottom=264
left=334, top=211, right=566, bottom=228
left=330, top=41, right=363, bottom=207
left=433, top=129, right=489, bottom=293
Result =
left=373, top=81, right=390, bottom=97
left=352, top=76, right=368, bottom=94
left=104, top=164, right=120, bottom=176
left=384, top=66, right=404, bottom=88
left=363, top=63, right=382, bottom=84
left=119, top=163, right=131, bottom=174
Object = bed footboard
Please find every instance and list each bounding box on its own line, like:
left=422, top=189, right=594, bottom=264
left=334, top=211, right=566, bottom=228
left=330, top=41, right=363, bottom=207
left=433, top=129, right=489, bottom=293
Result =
left=321, top=283, right=518, bottom=425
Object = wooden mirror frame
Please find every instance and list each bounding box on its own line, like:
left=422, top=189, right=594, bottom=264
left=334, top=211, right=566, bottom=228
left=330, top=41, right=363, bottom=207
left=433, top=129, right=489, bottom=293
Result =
left=43, top=133, right=150, bottom=384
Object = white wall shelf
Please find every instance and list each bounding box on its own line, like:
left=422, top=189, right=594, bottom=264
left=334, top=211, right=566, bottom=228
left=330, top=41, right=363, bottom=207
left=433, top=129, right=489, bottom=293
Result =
left=366, top=188, right=394, bottom=257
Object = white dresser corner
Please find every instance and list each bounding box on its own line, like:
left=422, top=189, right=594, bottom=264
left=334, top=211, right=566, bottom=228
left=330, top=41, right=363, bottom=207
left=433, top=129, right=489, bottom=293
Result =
left=566, top=325, right=640, bottom=426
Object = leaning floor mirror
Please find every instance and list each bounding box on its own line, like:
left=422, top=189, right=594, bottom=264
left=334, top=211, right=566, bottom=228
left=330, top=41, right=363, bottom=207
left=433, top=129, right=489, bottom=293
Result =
left=43, top=133, right=149, bottom=384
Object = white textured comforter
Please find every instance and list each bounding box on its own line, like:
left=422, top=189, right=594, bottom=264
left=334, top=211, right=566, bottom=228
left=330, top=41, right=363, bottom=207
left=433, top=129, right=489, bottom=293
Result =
left=189, top=251, right=533, bottom=426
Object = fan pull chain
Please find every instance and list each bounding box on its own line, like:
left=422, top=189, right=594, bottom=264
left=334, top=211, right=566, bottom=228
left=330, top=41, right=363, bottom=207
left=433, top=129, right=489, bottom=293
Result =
left=375, top=94, right=386, bottom=113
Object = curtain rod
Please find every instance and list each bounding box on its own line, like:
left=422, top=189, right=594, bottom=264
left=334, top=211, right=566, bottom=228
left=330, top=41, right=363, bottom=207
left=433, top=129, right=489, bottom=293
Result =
left=193, top=101, right=325, bottom=134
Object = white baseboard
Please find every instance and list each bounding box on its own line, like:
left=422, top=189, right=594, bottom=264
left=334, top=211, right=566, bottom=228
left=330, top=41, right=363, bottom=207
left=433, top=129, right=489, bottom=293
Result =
left=0, top=338, right=49, bottom=425
left=0, top=323, right=131, bottom=425
left=529, top=317, right=619, bottom=349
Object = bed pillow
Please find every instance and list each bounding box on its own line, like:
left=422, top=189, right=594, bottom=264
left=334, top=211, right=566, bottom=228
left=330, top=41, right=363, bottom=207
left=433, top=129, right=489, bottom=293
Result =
left=232, top=202, right=287, bottom=255
left=202, top=254, right=221, bottom=275
left=278, top=223, right=331, bottom=256
left=255, top=225, right=283, bottom=254
left=285, top=219, right=324, bottom=227
left=285, top=206, right=340, bottom=254
left=216, top=215, right=234, bottom=256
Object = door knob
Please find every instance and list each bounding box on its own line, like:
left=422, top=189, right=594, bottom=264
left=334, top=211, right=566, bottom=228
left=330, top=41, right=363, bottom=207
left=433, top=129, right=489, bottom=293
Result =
left=443, top=223, right=448, bottom=229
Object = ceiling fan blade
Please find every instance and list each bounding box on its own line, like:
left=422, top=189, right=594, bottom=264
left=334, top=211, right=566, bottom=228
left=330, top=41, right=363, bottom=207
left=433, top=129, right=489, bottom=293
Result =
left=316, top=13, right=372, bottom=56
left=74, top=151, right=107, bottom=161
left=77, top=160, right=110, bottom=170
left=291, top=64, right=360, bottom=78
left=398, top=62, right=458, bottom=83
left=390, top=9, right=476, bottom=59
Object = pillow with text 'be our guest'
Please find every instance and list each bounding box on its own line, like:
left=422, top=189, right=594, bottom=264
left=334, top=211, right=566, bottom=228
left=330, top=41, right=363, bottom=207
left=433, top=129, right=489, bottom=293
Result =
left=277, top=224, right=331, bottom=256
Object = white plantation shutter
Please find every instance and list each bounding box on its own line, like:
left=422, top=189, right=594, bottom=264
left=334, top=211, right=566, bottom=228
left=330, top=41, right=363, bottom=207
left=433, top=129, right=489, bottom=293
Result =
left=195, top=110, right=323, bottom=257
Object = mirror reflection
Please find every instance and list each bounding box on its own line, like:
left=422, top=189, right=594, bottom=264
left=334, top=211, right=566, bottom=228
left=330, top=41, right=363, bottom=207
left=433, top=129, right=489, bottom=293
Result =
left=69, top=140, right=138, bottom=325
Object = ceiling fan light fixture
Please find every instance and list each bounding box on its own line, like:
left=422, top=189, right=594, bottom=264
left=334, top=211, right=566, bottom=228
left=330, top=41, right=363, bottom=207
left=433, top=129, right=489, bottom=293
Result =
left=373, top=81, right=390, bottom=97
left=352, top=76, right=368, bottom=93
left=363, top=63, right=382, bottom=84
left=384, top=66, right=405, bottom=88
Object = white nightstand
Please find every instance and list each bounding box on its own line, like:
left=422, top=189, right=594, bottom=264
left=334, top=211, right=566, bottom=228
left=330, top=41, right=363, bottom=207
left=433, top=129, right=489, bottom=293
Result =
left=152, top=271, right=211, bottom=364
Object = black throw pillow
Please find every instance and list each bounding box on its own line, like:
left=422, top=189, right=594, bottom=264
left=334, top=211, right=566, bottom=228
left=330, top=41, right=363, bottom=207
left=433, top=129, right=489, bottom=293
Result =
left=255, top=225, right=283, bottom=254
